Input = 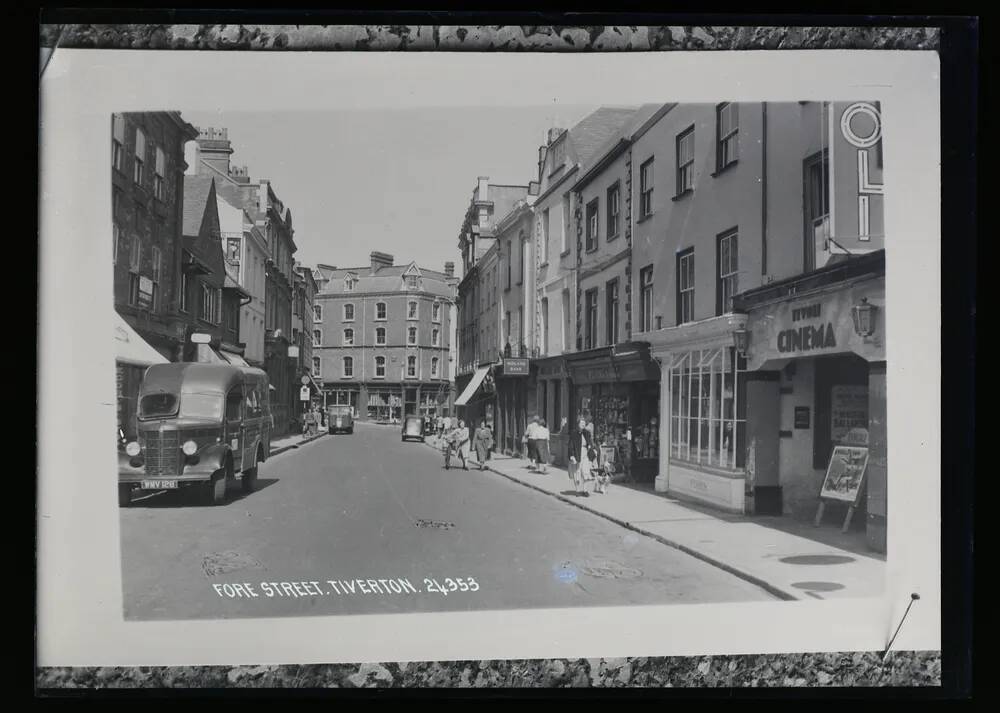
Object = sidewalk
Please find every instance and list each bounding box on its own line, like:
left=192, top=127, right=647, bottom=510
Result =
left=269, top=430, right=326, bottom=457
left=424, top=435, right=885, bottom=601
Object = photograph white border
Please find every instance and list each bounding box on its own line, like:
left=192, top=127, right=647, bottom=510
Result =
left=37, top=48, right=941, bottom=666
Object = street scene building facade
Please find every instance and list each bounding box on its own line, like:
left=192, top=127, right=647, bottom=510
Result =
left=109, top=98, right=895, bottom=626
left=454, top=101, right=887, bottom=553
left=312, top=253, right=458, bottom=422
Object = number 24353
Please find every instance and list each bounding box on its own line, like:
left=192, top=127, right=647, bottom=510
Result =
left=424, top=577, right=480, bottom=595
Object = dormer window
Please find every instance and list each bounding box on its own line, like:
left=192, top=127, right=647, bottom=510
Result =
left=405, top=275, right=419, bottom=290
left=344, top=275, right=356, bottom=292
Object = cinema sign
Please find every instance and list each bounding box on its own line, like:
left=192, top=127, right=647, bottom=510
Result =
left=744, top=277, right=886, bottom=372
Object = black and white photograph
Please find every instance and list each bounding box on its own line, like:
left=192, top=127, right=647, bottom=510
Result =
left=37, top=40, right=945, bottom=673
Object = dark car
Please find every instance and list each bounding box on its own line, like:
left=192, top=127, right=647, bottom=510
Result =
left=401, top=415, right=425, bottom=442
left=326, top=404, right=354, bottom=434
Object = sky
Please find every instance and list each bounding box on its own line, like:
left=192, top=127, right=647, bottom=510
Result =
left=183, top=106, right=599, bottom=277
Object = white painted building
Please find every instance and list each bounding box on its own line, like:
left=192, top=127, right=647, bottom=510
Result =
left=216, top=195, right=267, bottom=366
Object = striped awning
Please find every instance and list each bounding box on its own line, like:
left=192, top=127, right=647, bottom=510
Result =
left=454, top=367, right=490, bottom=406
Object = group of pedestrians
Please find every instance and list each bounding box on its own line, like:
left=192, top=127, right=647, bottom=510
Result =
left=437, top=417, right=495, bottom=471
left=434, top=413, right=619, bottom=497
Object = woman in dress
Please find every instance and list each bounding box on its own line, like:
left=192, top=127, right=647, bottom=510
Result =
left=473, top=420, right=493, bottom=471
left=454, top=419, right=471, bottom=470
left=567, top=418, right=595, bottom=497
left=536, top=418, right=551, bottom=474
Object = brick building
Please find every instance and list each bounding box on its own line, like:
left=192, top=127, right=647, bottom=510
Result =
left=312, top=253, right=458, bottom=422
left=111, top=111, right=199, bottom=438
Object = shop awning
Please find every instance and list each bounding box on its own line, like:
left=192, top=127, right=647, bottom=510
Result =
left=114, top=311, right=169, bottom=367
left=454, top=367, right=490, bottom=406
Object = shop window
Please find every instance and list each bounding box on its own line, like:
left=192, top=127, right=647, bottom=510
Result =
left=813, top=355, right=870, bottom=470
left=575, top=382, right=660, bottom=460
left=669, top=348, right=747, bottom=470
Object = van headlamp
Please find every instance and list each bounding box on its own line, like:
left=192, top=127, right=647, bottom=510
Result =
left=125, top=441, right=141, bottom=457
left=182, top=440, right=198, bottom=456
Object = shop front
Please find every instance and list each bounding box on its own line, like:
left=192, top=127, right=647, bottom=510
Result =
left=645, top=314, right=751, bottom=512
left=367, top=385, right=403, bottom=423
left=534, top=356, right=570, bottom=466
left=495, top=357, right=536, bottom=457
left=566, top=343, right=661, bottom=484
left=114, top=310, right=171, bottom=440
left=734, top=251, right=887, bottom=553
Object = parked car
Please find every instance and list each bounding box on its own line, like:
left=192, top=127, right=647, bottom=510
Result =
left=326, top=404, right=354, bottom=434
left=118, top=362, right=271, bottom=507
left=401, top=415, right=426, bottom=442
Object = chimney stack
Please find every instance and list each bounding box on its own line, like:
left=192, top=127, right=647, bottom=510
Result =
left=370, top=251, right=394, bottom=273
left=537, top=145, right=548, bottom=182
left=444, top=261, right=455, bottom=278
left=477, top=176, right=489, bottom=202
left=229, top=164, right=251, bottom=185
left=195, top=127, right=234, bottom=176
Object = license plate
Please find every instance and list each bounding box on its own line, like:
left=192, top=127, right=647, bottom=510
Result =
left=141, top=480, right=178, bottom=490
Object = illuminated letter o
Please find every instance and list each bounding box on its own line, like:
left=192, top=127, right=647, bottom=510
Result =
left=841, top=102, right=882, bottom=149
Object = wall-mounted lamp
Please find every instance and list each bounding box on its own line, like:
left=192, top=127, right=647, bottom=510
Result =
left=851, top=297, right=877, bottom=338
left=732, top=327, right=749, bottom=357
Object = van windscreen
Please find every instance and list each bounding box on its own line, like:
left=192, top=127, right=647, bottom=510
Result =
left=138, top=393, right=178, bottom=419
left=180, top=393, right=224, bottom=421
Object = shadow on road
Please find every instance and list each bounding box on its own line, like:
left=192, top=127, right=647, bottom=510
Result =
left=122, top=478, right=280, bottom=509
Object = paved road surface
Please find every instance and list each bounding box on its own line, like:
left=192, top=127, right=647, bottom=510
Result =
left=120, top=422, right=773, bottom=620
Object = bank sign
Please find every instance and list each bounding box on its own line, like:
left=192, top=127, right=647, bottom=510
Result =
left=745, top=278, right=885, bottom=372
left=503, top=358, right=529, bottom=376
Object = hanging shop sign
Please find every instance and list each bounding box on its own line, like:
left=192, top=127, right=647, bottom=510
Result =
left=745, top=278, right=885, bottom=371
left=503, top=358, right=529, bottom=375
left=299, top=386, right=310, bottom=401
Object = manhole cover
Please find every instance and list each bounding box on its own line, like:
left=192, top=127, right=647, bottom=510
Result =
left=791, top=581, right=846, bottom=592
left=581, top=560, right=643, bottom=580
left=780, top=555, right=856, bottom=566
left=202, top=551, right=263, bottom=577
left=414, top=519, right=455, bottom=530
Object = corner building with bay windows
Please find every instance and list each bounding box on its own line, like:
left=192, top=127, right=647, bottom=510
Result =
left=627, top=101, right=886, bottom=552
left=312, top=252, right=458, bottom=422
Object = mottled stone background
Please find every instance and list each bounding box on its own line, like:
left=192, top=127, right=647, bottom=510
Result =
left=39, top=24, right=940, bottom=52
left=38, top=652, right=940, bottom=689
left=36, top=22, right=943, bottom=691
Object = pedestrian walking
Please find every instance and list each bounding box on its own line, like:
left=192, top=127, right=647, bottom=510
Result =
left=473, top=420, right=493, bottom=471
left=453, top=419, right=470, bottom=470
left=442, top=423, right=456, bottom=469
left=567, top=418, right=596, bottom=497
left=536, top=418, right=551, bottom=474
left=523, top=416, right=540, bottom=470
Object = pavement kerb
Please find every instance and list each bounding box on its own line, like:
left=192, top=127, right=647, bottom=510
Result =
left=269, top=431, right=327, bottom=457
left=422, top=438, right=798, bottom=602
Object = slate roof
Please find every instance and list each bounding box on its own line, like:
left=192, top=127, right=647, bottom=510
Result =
left=568, top=106, right=641, bottom=168
left=576, top=103, right=671, bottom=184
left=182, top=175, right=217, bottom=237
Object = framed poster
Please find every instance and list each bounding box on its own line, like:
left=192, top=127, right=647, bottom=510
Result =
left=819, top=445, right=869, bottom=504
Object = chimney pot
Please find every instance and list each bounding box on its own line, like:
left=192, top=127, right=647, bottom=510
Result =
left=444, top=261, right=455, bottom=277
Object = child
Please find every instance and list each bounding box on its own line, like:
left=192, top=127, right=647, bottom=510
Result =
left=594, top=448, right=613, bottom=494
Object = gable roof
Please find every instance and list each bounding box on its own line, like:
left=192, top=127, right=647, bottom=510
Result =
left=182, top=175, right=217, bottom=237
left=568, top=106, right=640, bottom=168
left=575, top=103, right=672, bottom=188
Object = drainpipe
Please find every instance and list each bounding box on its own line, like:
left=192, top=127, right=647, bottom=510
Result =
left=761, top=103, right=768, bottom=278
